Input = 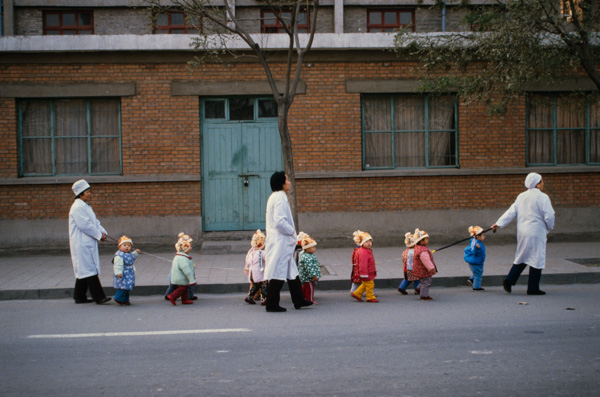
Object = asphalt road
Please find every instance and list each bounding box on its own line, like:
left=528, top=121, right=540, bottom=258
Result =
left=1, top=285, right=599, bottom=396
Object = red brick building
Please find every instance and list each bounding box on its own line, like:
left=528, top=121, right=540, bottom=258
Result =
left=1, top=1, right=599, bottom=248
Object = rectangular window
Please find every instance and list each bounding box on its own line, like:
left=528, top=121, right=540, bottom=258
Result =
left=367, top=9, right=415, bottom=32
left=18, top=98, right=122, bottom=176
left=203, top=98, right=278, bottom=121
left=43, top=10, right=93, bottom=35
left=527, top=93, right=600, bottom=165
left=362, top=94, right=458, bottom=169
left=261, top=9, right=309, bottom=33
left=154, top=11, right=200, bottom=34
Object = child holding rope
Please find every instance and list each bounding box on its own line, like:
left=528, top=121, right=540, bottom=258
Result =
left=464, top=226, right=487, bottom=291
left=350, top=231, right=378, bottom=303
left=112, top=236, right=141, bottom=306
left=297, top=232, right=321, bottom=304
left=398, top=231, right=421, bottom=295
left=409, top=229, right=437, bottom=301
left=243, top=230, right=267, bottom=305
left=166, top=233, right=196, bottom=306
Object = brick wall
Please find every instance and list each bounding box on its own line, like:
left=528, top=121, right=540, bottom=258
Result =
left=1, top=59, right=598, bottom=223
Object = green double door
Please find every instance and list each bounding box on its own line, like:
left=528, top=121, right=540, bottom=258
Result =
left=201, top=98, right=282, bottom=231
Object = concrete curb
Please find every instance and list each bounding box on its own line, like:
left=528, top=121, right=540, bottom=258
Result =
left=2, top=272, right=599, bottom=301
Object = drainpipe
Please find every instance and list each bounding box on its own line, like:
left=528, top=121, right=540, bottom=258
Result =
left=442, top=0, right=447, bottom=32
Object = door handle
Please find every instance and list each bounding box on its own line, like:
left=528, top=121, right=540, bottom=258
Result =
left=238, top=174, right=259, bottom=178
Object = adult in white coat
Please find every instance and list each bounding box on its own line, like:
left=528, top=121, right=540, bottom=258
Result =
left=69, top=180, right=111, bottom=304
left=491, top=173, right=555, bottom=295
left=263, top=171, right=313, bottom=312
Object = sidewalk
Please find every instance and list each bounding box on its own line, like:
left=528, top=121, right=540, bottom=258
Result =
left=1, top=240, right=599, bottom=300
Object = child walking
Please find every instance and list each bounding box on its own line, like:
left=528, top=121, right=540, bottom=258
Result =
left=297, top=232, right=321, bottom=304
left=350, top=230, right=363, bottom=293
left=243, top=230, right=267, bottom=305
left=398, top=232, right=421, bottom=295
left=464, top=225, right=486, bottom=291
left=350, top=231, right=378, bottom=303
left=166, top=232, right=196, bottom=306
left=409, top=229, right=437, bottom=301
left=112, top=236, right=141, bottom=306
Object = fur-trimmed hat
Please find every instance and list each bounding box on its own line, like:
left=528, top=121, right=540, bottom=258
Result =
left=468, top=226, right=484, bottom=237
left=72, top=179, right=90, bottom=197
left=404, top=232, right=416, bottom=248
left=353, top=230, right=372, bottom=246
left=175, top=232, right=193, bottom=253
left=118, top=235, right=133, bottom=248
left=413, top=228, right=429, bottom=245
left=298, top=231, right=317, bottom=250
left=251, top=229, right=266, bottom=249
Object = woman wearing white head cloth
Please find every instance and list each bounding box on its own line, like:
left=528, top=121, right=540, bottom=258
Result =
left=69, top=180, right=111, bottom=304
left=491, top=173, right=555, bottom=295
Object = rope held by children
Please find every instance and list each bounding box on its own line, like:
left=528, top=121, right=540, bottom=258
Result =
left=105, top=235, right=173, bottom=263
left=430, top=227, right=495, bottom=254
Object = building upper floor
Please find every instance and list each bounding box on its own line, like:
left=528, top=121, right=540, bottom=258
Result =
left=2, top=0, right=494, bottom=37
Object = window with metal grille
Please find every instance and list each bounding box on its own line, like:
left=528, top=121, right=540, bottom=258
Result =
left=362, top=94, right=458, bottom=169
left=367, top=9, right=414, bottom=32
left=527, top=93, right=600, bottom=165
left=18, top=98, right=122, bottom=176
left=154, top=11, right=200, bottom=34
left=261, top=9, right=309, bottom=33
left=43, top=10, right=93, bottom=35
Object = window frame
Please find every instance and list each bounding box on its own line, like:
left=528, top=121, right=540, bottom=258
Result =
left=361, top=94, right=459, bottom=170
left=154, top=10, right=201, bottom=34
left=367, top=9, right=415, bottom=33
left=202, top=97, right=279, bottom=122
left=526, top=92, right=600, bottom=166
left=261, top=9, right=310, bottom=34
left=17, top=98, right=123, bottom=177
left=43, top=10, right=94, bottom=35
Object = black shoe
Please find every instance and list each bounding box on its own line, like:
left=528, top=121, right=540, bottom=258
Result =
left=294, top=300, right=314, bottom=310
left=96, top=297, right=112, bottom=305
left=115, top=299, right=131, bottom=306
left=527, top=290, right=546, bottom=295
left=266, top=306, right=287, bottom=312
left=75, top=298, right=93, bottom=304
left=467, top=279, right=473, bottom=287
left=473, top=287, right=485, bottom=291
left=398, top=288, right=408, bottom=295
left=502, top=279, right=512, bottom=293
left=190, top=296, right=198, bottom=301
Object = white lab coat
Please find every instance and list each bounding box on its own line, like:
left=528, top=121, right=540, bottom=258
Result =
left=69, top=199, right=107, bottom=279
left=495, top=188, right=555, bottom=269
left=264, top=191, right=298, bottom=281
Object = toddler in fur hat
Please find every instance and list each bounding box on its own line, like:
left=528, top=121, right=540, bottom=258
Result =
left=243, top=230, right=268, bottom=305
left=398, top=232, right=421, bottom=295
left=464, top=226, right=487, bottom=291
left=297, top=232, right=321, bottom=304
left=112, top=236, right=141, bottom=306
left=350, top=231, right=379, bottom=302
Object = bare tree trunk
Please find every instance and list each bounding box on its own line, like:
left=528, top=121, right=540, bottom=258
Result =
left=278, top=102, right=299, bottom=230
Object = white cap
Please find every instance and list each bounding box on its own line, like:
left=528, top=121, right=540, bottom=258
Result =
left=72, top=179, right=90, bottom=196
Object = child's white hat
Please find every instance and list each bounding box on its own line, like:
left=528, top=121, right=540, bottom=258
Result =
left=413, top=228, right=429, bottom=244
left=404, top=232, right=416, bottom=248
left=353, top=230, right=372, bottom=247
left=72, top=179, right=90, bottom=196
left=118, top=235, right=133, bottom=247
left=468, top=226, right=484, bottom=237
left=251, top=230, right=265, bottom=248
left=175, top=232, right=193, bottom=253
left=298, top=231, right=317, bottom=250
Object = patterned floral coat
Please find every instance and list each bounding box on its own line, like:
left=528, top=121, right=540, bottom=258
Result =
left=113, top=250, right=139, bottom=291
left=298, top=251, right=321, bottom=283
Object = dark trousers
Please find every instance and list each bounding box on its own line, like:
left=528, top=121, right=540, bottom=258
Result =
left=265, top=276, right=305, bottom=309
left=73, top=275, right=107, bottom=303
left=505, top=263, right=543, bottom=292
